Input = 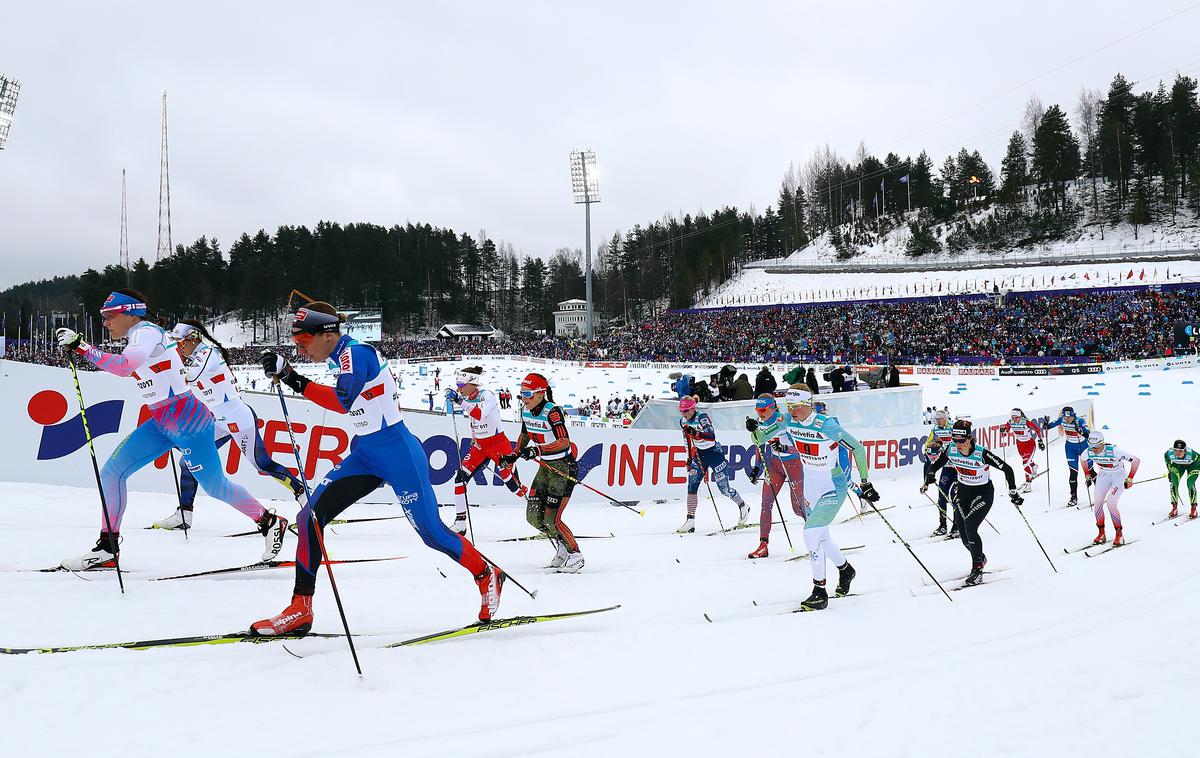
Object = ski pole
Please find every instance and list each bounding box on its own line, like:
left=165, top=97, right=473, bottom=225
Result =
left=446, top=399, right=475, bottom=543
left=167, top=450, right=188, bottom=541
left=755, top=443, right=794, bottom=551
left=530, top=458, right=644, bottom=516
left=932, top=479, right=999, bottom=535
left=273, top=381, right=362, bottom=676
left=1044, top=439, right=1052, bottom=512
left=864, top=498, right=953, bottom=603
left=1013, top=503, right=1058, bottom=573
left=1130, top=474, right=1167, bottom=486
left=66, top=354, right=124, bottom=594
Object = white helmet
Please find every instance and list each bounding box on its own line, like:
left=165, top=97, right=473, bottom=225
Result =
left=1087, top=431, right=1105, bottom=447
left=784, top=388, right=813, bottom=407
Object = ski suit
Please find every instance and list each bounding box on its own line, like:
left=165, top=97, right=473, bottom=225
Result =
left=749, top=410, right=805, bottom=543
left=517, top=397, right=579, bottom=553
left=449, top=387, right=522, bottom=513
left=1001, top=416, right=1044, bottom=483
left=1166, top=447, right=1200, bottom=507
left=922, top=421, right=958, bottom=529
left=1080, top=444, right=1140, bottom=531
left=1046, top=414, right=1091, bottom=499
left=682, top=410, right=745, bottom=518
left=926, top=441, right=1017, bottom=570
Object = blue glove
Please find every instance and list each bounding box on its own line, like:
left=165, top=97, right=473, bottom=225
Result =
left=445, top=388, right=461, bottom=403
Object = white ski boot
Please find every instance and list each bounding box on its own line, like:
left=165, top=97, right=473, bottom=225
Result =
left=61, top=535, right=120, bottom=572
left=1021, top=480, right=1032, bottom=494
left=557, top=551, right=585, bottom=574
left=545, top=540, right=569, bottom=569
left=737, top=501, right=750, bottom=527
left=675, top=517, right=696, bottom=534
left=452, top=513, right=469, bottom=535
left=258, top=512, right=289, bottom=561
left=152, top=508, right=192, bottom=531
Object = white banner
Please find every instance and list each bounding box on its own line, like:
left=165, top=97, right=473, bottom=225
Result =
left=0, top=360, right=1092, bottom=507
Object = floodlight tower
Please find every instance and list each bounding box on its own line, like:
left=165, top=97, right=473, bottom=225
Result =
left=0, top=75, right=21, bottom=150
left=569, top=149, right=600, bottom=340
left=156, top=92, right=172, bottom=261
left=120, top=169, right=130, bottom=285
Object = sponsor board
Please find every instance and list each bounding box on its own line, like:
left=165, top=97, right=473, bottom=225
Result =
left=583, top=361, right=629, bottom=369
left=1103, top=355, right=1199, bottom=373
left=998, top=363, right=1102, bottom=377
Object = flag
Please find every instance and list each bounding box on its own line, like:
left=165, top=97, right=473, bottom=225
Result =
left=1084, top=272, right=1090, bottom=280
left=1139, top=269, right=1145, bottom=280
left=968, top=176, right=981, bottom=184
left=872, top=194, right=878, bottom=207
left=1051, top=276, right=1056, bottom=284
left=899, top=175, right=909, bottom=184
left=1127, top=269, right=1134, bottom=279
left=1069, top=273, right=1076, bottom=280
left=880, top=178, right=885, bottom=192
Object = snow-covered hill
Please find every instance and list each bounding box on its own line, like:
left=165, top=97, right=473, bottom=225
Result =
left=2, top=360, right=1198, bottom=757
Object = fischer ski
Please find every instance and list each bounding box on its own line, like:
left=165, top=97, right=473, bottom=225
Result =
left=498, top=533, right=615, bottom=542
left=706, top=523, right=758, bottom=537
left=784, top=544, right=865, bottom=562
left=921, top=568, right=1010, bottom=587
left=223, top=516, right=406, bottom=538
left=385, top=605, right=621, bottom=647
left=0, top=630, right=347, bottom=655
left=837, top=505, right=895, bottom=524
left=1084, top=539, right=1139, bottom=557
left=152, top=556, right=403, bottom=581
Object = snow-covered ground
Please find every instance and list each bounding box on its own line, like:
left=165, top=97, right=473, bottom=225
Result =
left=3, top=361, right=1198, bottom=757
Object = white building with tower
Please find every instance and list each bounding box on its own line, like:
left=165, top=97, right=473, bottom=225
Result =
left=554, top=299, right=588, bottom=336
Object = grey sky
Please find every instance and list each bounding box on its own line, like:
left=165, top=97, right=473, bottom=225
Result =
left=3, top=1, right=1198, bottom=289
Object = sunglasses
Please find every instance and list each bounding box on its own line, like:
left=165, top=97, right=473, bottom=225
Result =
left=291, top=332, right=316, bottom=348
left=518, top=389, right=537, bottom=399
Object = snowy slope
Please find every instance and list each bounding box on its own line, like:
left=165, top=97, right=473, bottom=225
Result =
left=2, top=363, right=1198, bottom=757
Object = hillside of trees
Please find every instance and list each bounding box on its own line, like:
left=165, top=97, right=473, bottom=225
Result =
left=3, top=71, right=1198, bottom=339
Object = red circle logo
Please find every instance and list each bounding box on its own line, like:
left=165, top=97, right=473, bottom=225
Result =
left=28, top=390, right=69, bottom=426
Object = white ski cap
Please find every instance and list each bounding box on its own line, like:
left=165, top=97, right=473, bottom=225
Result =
left=169, top=323, right=199, bottom=340
left=1088, top=431, right=1105, bottom=446
left=455, top=367, right=482, bottom=386
left=784, top=388, right=813, bottom=407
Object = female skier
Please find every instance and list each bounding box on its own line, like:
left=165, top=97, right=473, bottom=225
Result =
left=1166, top=440, right=1200, bottom=519
left=1000, top=408, right=1045, bottom=493
left=1079, top=432, right=1140, bottom=546
left=744, top=394, right=804, bottom=559
left=677, top=396, right=749, bottom=534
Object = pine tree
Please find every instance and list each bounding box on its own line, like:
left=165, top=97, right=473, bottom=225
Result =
left=999, top=131, right=1029, bottom=204
left=1031, top=105, right=1081, bottom=212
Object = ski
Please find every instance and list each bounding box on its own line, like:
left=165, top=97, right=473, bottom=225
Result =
left=1084, top=539, right=1139, bottom=557
left=1174, top=516, right=1200, bottom=527
left=921, top=568, right=1010, bottom=587
left=952, top=577, right=1010, bottom=592
left=223, top=516, right=406, bottom=538
left=1151, top=514, right=1185, bottom=526
left=497, top=532, right=615, bottom=542
left=781, top=593, right=866, bottom=613
left=0, top=630, right=347, bottom=655
left=784, top=544, right=865, bottom=562
left=384, top=605, right=621, bottom=647
left=152, top=556, right=404, bottom=581
left=706, top=523, right=758, bottom=537
left=837, top=505, right=895, bottom=524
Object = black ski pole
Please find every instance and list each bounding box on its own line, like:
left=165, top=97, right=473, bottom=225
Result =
left=756, top=443, right=794, bottom=552
left=167, top=450, right=188, bottom=541
left=66, top=354, right=124, bottom=594
left=446, top=400, right=476, bottom=543
left=1013, top=503, right=1058, bottom=573
left=690, top=438, right=725, bottom=532
left=273, top=381, right=362, bottom=676
left=866, top=499, right=953, bottom=603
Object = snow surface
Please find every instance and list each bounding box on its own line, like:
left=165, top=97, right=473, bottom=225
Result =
left=3, top=361, right=1199, bottom=757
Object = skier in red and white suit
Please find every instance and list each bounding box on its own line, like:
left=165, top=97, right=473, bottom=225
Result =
left=446, top=366, right=525, bottom=534
left=1000, top=408, right=1045, bottom=493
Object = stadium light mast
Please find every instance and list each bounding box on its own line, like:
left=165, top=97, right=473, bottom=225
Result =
left=0, top=74, right=21, bottom=150
left=570, top=149, right=600, bottom=340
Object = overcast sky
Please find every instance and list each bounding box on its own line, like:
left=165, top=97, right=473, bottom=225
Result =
left=3, top=1, right=1199, bottom=289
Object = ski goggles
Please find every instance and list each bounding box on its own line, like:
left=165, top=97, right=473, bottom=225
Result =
left=754, top=397, right=776, bottom=412
left=518, top=388, right=538, bottom=399
left=951, top=429, right=972, bottom=442
left=100, top=292, right=147, bottom=318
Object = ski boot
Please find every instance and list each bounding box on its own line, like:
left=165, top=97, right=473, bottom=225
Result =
left=964, top=564, right=985, bottom=586
left=151, top=507, right=192, bottom=531
left=1191, top=504, right=1198, bottom=519
left=675, top=517, right=696, bottom=534
left=1092, top=523, right=1107, bottom=545
left=258, top=512, right=289, bottom=561
left=1021, top=480, right=1032, bottom=494
left=737, top=501, right=750, bottom=527
left=931, top=523, right=948, bottom=537
left=747, top=541, right=769, bottom=559
left=948, top=528, right=961, bottom=540
left=1112, top=527, right=1124, bottom=547
left=800, top=583, right=829, bottom=611
left=476, top=565, right=505, bottom=621
left=835, top=562, right=856, bottom=597
left=452, top=514, right=469, bottom=535
left=1169, top=502, right=1179, bottom=519
left=249, top=593, right=313, bottom=637
left=545, top=540, right=568, bottom=569
left=60, top=533, right=120, bottom=572
left=557, top=551, right=585, bottom=574
left=1068, top=496, right=1079, bottom=508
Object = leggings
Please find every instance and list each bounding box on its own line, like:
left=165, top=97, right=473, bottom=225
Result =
left=526, top=457, right=579, bottom=552
left=1169, top=468, right=1199, bottom=505
left=293, top=422, right=487, bottom=595
left=758, top=456, right=805, bottom=542
left=1093, top=473, right=1124, bottom=529
left=179, top=406, right=302, bottom=509
left=686, top=446, right=745, bottom=517
left=1016, top=440, right=1038, bottom=481
left=953, top=482, right=994, bottom=568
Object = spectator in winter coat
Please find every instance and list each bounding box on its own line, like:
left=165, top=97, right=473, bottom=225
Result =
left=754, top=366, right=777, bottom=395
left=886, top=364, right=901, bottom=388
left=829, top=366, right=845, bottom=393
left=670, top=373, right=694, bottom=399
left=731, top=373, right=754, bottom=400
left=805, top=367, right=820, bottom=395
left=783, top=364, right=805, bottom=385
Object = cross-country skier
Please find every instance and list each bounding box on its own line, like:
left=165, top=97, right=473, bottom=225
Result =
left=250, top=303, right=503, bottom=635
left=151, top=320, right=305, bottom=531
left=1079, top=432, right=1140, bottom=546
left=54, top=290, right=286, bottom=571
left=1166, top=440, right=1200, bottom=519
left=744, top=394, right=804, bottom=559
left=676, top=396, right=749, bottom=534
left=1046, top=405, right=1091, bottom=507
left=778, top=388, right=879, bottom=610
left=1000, top=408, right=1045, bottom=493
left=922, top=409, right=959, bottom=537
left=923, top=419, right=1022, bottom=586
left=499, top=373, right=583, bottom=572
left=445, top=366, right=525, bottom=534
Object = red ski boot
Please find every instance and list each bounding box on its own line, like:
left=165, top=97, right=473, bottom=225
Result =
left=1191, top=504, right=1198, bottom=519
left=249, top=593, right=313, bottom=637
left=1092, top=524, right=1107, bottom=545
left=1112, top=527, right=1124, bottom=547
left=476, top=565, right=505, bottom=622
left=1169, top=502, right=1179, bottom=519
left=747, top=541, right=769, bottom=559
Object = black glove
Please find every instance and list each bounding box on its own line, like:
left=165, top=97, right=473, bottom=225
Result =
left=260, top=351, right=307, bottom=393
left=498, top=453, right=519, bottom=466
left=859, top=481, right=880, bottom=503
left=1085, top=472, right=1096, bottom=486
left=745, top=418, right=759, bottom=433
left=769, top=438, right=786, bottom=452
left=1009, top=489, right=1024, bottom=506
left=749, top=464, right=763, bottom=485
left=1037, top=439, right=1045, bottom=451
left=518, top=446, right=539, bottom=461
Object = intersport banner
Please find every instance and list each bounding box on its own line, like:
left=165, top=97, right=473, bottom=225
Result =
left=0, top=360, right=1090, bottom=506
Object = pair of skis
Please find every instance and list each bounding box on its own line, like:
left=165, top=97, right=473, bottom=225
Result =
left=32, top=557, right=403, bottom=581
left=1, top=605, right=621, bottom=655
left=1062, top=540, right=1139, bottom=558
